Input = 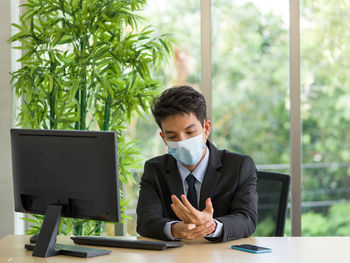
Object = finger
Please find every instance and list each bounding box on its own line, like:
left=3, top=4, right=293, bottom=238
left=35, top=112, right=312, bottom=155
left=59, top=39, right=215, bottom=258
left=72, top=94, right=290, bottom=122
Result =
left=172, top=195, right=189, bottom=212
left=204, top=198, right=214, bottom=214
left=183, top=223, right=196, bottom=231
left=171, top=197, right=192, bottom=223
left=182, top=221, right=215, bottom=240
left=171, top=204, right=193, bottom=224
left=180, top=195, right=198, bottom=213
left=188, top=220, right=213, bottom=235
left=187, top=221, right=216, bottom=239
left=200, top=220, right=216, bottom=235
left=206, top=198, right=211, bottom=207
left=206, top=220, right=216, bottom=235
left=171, top=204, right=191, bottom=223
left=200, top=220, right=215, bottom=231
left=171, top=203, right=186, bottom=221
left=179, top=195, right=199, bottom=223
left=171, top=195, right=181, bottom=205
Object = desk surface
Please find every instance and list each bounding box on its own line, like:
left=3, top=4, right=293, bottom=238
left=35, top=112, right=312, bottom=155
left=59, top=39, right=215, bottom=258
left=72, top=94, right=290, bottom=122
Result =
left=1, top=235, right=349, bottom=263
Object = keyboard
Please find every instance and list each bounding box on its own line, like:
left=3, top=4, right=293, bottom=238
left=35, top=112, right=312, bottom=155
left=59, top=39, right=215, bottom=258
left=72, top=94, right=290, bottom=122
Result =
left=71, top=236, right=184, bottom=251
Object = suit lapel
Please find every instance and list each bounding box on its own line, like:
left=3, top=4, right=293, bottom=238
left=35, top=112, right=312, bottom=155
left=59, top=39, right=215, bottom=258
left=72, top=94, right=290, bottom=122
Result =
left=199, top=141, right=222, bottom=210
left=199, top=166, right=221, bottom=210
left=165, top=156, right=184, bottom=199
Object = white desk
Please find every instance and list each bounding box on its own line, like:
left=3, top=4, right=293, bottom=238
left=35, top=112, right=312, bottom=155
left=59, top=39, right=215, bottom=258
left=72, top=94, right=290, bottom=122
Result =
left=0, top=235, right=349, bottom=263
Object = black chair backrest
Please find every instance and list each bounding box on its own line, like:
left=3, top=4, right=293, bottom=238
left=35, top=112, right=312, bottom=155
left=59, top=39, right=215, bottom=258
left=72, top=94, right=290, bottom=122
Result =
left=255, top=171, right=290, bottom=236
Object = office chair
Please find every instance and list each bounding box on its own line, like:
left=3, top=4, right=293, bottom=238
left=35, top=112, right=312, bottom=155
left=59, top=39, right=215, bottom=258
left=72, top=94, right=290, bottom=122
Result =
left=254, top=171, right=290, bottom=236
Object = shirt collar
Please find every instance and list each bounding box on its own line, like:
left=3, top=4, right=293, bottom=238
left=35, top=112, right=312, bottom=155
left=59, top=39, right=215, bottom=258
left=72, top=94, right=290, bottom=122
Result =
left=177, top=146, right=210, bottom=184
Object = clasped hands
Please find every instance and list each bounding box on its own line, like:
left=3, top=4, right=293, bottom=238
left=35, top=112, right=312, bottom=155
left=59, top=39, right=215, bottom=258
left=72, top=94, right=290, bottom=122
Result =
left=170, top=194, right=216, bottom=240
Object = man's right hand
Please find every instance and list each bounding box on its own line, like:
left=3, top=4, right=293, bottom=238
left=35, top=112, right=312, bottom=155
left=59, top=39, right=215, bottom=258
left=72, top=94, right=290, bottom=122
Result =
left=171, top=220, right=216, bottom=240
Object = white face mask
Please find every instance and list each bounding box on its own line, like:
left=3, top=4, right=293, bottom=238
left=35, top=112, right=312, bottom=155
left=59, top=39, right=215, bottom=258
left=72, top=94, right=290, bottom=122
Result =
left=166, top=134, right=206, bottom=166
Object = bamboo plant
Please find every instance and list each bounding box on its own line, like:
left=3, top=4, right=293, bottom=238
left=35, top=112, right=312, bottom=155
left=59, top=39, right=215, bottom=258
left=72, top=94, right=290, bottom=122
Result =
left=9, top=0, right=172, bottom=235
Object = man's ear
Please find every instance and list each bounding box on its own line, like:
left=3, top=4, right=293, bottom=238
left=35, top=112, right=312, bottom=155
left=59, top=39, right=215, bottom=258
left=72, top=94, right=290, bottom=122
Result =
left=159, top=131, right=167, bottom=145
left=204, top=120, right=212, bottom=139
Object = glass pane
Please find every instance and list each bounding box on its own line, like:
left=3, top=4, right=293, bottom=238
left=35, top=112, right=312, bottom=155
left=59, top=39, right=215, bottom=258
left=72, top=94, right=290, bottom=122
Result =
left=125, top=0, right=201, bottom=236
left=212, top=0, right=290, bottom=235
left=301, top=0, right=350, bottom=236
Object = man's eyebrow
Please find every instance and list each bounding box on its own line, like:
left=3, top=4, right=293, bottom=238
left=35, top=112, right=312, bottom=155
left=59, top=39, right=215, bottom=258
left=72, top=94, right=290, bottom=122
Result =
left=164, top=124, right=196, bottom=134
left=164, top=130, right=176, bottom=134
left=184, top=124, right=196, bottom=130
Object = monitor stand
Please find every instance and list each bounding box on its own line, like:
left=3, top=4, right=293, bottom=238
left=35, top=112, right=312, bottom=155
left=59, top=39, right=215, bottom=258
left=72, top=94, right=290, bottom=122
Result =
left=25, top=204, right=111, bottom=258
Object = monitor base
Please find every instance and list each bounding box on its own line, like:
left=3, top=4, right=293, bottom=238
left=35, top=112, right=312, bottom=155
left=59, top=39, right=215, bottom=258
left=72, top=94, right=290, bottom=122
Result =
left=25, top=243, right=111, bottom=258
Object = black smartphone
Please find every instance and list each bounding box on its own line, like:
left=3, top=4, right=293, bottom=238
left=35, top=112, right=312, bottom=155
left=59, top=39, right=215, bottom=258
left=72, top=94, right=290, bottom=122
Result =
left=231, top=244, right=272, bottom=254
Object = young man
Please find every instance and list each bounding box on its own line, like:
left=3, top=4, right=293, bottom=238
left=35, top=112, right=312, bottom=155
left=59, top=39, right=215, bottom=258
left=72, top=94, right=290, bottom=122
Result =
left=136, top=85, right=258, bottom=242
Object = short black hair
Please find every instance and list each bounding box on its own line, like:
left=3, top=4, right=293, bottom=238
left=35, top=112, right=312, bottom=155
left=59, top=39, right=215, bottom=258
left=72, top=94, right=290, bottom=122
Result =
left=151, top=85, right=207, bottom=129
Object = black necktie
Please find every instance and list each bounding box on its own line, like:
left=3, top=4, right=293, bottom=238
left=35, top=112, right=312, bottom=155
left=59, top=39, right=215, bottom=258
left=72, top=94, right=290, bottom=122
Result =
left=186, top=173, right=198, bottom=209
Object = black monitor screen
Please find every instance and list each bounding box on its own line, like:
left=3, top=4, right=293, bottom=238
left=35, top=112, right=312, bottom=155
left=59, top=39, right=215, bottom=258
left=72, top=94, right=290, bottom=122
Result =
left=11, top=128, right=120, bottom=222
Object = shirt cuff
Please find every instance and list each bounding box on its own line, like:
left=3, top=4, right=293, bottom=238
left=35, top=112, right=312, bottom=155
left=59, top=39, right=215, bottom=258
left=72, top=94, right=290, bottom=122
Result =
left=205, top=219, right=223, bottom=238
left=163, top=221, right=181, bottom=240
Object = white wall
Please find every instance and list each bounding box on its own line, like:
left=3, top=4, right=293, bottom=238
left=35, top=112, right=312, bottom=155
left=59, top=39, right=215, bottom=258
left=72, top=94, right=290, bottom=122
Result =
left=0, top=0, right=13, bottom=238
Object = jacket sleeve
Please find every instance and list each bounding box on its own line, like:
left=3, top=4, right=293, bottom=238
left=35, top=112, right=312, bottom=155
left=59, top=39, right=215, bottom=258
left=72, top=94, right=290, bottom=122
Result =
left=136, top=160, right=172, bottom=240
left=206, top=156, right=258, bottom=242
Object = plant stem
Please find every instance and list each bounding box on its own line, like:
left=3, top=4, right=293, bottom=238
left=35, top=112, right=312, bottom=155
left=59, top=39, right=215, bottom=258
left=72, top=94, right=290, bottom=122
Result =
left=79, top=37, right=88, bottom=130
left=75, top=90, right=80, bottom=129
left=49, top=58, right=56, bottom=129
left=80, top=80, right=87, bottom=130
left=103, top=94, right=111, bottom=131
left=49, top=91, right=56, bottom=129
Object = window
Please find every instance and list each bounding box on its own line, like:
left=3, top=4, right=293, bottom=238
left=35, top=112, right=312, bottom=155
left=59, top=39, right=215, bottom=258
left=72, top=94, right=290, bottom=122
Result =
left=300, top=0, right=350, bottom=236
left=212, top=0, right=290, bottom=236
left=125, top=0, right=201, bottom=235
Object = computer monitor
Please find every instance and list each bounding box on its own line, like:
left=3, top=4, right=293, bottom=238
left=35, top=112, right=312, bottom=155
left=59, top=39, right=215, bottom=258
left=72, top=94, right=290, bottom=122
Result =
left=10, top=128, right=121, bottom=258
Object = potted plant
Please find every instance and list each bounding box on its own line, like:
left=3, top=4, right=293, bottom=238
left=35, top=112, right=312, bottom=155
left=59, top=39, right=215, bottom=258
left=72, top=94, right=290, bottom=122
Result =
left=9, top=0, right=172, bottom=235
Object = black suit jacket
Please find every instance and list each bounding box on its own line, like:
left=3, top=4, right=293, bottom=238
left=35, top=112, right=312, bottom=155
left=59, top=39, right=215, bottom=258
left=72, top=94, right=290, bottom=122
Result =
left=136, top=141, right=258, bottom=242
